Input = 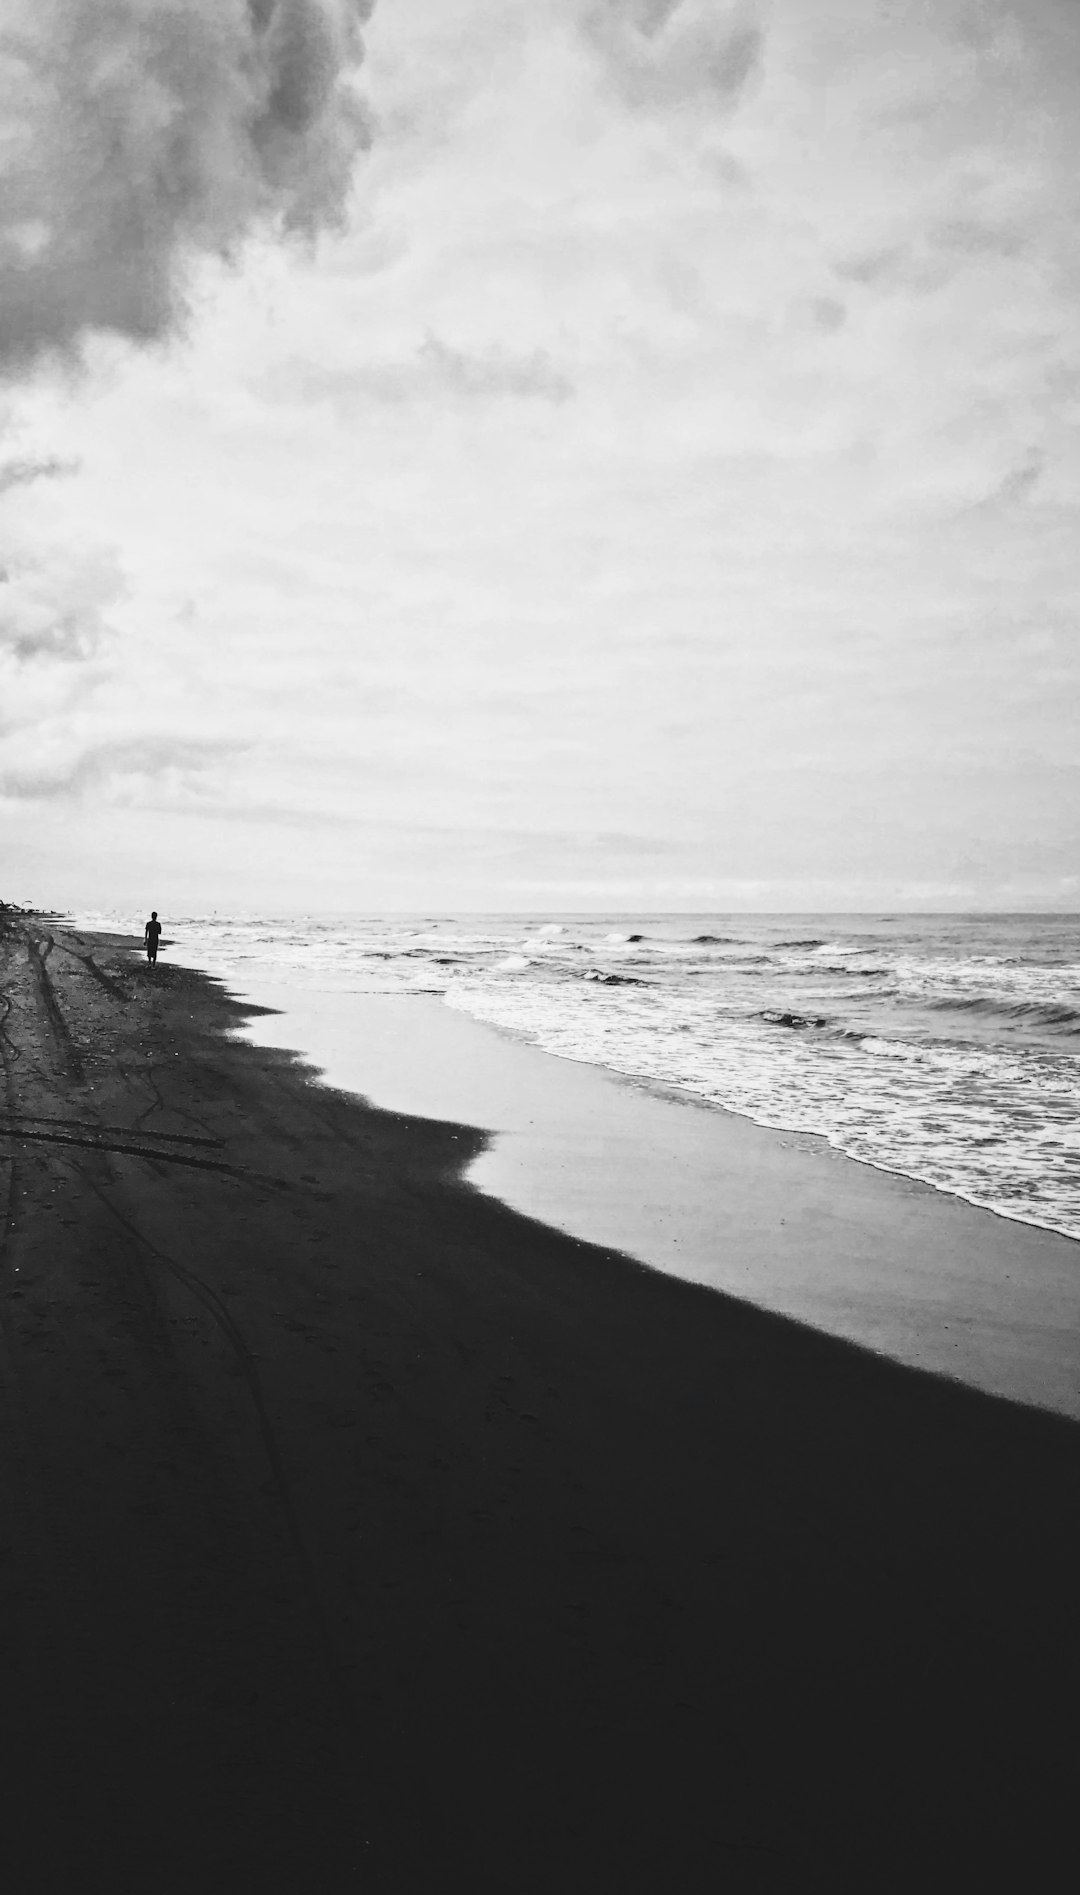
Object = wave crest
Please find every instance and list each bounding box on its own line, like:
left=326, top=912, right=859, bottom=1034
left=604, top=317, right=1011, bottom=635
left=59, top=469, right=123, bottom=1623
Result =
left=931, top=995, right=1080, bottom=1032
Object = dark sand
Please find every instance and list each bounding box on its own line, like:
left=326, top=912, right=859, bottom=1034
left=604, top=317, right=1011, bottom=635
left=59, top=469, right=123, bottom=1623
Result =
left=1, top=916, right=1078, bottom=1892
left=227, top=982, right=1080, bottom=1416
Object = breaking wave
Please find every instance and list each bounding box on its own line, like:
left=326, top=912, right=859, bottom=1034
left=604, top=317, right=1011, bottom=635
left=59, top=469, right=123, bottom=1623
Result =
left=929, top=995, right=1080, bottom=1033
left=69, top=907, right=1080, bottom=1243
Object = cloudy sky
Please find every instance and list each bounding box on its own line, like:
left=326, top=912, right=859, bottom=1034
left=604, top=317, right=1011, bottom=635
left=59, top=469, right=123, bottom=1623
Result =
left=2, top=0, right=1078, bottom=913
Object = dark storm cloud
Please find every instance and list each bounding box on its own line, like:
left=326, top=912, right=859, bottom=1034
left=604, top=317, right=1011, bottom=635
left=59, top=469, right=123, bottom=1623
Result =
left=0, top=0, right=376, bottom=376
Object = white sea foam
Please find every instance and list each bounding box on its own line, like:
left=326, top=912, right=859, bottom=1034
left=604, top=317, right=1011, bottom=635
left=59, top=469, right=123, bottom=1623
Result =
left=443, top=980, right=1080, bottom=1240
left=67, top=908, right=1080, bottom=1243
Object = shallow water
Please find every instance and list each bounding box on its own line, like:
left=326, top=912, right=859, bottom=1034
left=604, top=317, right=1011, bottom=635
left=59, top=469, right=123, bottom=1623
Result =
left=75, top=910, right=1080, bottom=1243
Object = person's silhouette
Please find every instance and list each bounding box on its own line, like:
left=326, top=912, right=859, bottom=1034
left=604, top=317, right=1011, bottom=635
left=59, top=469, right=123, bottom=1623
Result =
left=144, top=910, right=162, bottom=966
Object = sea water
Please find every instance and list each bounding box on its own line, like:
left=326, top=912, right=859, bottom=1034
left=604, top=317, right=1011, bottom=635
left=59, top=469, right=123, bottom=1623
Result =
left=74, top=912, right=1080, bottom=1243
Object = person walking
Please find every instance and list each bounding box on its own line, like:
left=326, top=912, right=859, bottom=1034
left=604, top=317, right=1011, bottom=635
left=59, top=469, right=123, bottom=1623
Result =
left=144, top=911, right=162, bottom=966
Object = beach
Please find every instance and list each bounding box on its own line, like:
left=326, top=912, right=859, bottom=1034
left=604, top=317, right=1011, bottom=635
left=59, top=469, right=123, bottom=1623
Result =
left=227, top=981, right=1080, bottom=1418
left=2, top=915, right=1078, bottom=1891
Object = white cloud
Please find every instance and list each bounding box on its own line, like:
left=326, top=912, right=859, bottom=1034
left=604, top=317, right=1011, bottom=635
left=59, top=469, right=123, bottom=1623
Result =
left=3, top=0, right=1079, bottom=909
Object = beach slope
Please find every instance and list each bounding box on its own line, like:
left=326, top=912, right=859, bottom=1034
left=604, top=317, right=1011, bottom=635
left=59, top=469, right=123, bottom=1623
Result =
left=1, top=915, right=1077, bottom=1891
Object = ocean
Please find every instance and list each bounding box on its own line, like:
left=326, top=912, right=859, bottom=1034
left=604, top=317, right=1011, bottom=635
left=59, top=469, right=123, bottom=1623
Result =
left=74, top=911, right=1080, bottom=1244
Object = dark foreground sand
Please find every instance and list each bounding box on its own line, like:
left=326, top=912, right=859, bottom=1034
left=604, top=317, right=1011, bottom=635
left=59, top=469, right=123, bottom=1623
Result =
left=1, top=916, right=1078, bottom=1892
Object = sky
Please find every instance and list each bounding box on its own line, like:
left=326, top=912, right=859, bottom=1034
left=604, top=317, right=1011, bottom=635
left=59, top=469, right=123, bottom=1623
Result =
left=2, top=0, right=1079, bottom=914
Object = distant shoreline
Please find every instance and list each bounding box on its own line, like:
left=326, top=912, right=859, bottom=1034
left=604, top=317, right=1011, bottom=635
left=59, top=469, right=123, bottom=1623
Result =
left=65, top=907, right=1080, bottom=1252
left=197, top=974, right=1080, bottom=1419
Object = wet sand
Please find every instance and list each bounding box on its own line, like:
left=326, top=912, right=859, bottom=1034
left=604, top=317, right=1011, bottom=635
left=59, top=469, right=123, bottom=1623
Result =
left=227, top=982, right=1080, bottom=1417
left=1, top=915, right=1078, bottom=1892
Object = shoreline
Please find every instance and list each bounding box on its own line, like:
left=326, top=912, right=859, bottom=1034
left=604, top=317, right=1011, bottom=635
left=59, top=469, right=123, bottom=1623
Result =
left=127, top=907, right=1080, bottom=1256
left=2, top=917, right=1079, bottom=1889
left=453, top=999, right=1080, bottom=1250
left=214, top=976, right=1080, bottom=1419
